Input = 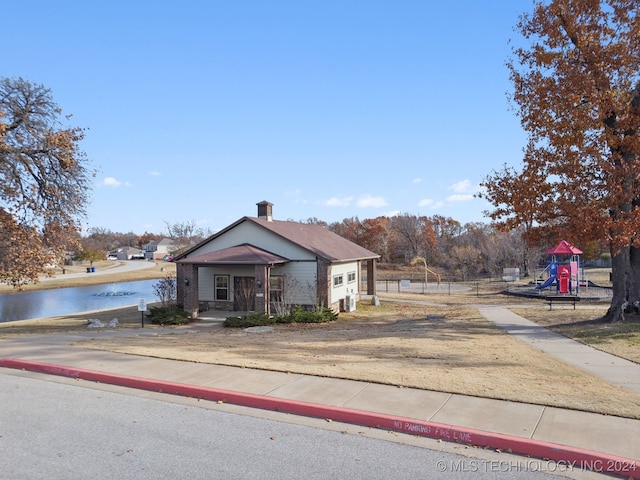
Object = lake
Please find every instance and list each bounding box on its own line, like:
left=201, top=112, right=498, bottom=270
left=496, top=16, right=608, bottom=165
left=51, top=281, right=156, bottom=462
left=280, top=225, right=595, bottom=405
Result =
left=0, top=280, right=159, bottom=323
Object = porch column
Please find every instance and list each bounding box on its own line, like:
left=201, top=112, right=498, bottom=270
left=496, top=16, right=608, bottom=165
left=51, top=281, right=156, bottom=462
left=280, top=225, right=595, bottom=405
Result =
left=316, top=258, right=330, bottom=308
left=366, top=258, right=377, bottom=295
left=254, top=265, right=269, bottom=314
left=183, top=264, right=199, bottom=319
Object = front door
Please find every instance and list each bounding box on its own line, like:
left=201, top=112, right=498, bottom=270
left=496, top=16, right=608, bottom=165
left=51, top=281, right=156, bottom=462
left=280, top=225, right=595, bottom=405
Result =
left=233, top=277, right=255, bottom=311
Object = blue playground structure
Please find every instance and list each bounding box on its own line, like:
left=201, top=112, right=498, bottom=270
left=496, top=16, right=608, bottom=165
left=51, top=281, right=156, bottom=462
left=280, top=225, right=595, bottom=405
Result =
left=535, top=240, right=584, bottom=294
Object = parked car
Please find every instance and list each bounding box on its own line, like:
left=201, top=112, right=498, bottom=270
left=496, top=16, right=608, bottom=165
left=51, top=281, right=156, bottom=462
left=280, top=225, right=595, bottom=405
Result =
left=163, top=255, right=175, bottom=262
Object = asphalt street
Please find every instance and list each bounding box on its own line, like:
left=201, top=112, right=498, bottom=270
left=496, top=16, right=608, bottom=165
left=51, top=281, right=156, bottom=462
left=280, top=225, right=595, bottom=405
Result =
left=0, top=372, right=573, bottom=480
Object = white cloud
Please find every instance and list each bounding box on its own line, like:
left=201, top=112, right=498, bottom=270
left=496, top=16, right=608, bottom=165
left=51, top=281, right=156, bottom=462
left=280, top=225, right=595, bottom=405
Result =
left=446, top=194, right=474, bottom=202
left=323, top=196, right=353, bottom=207
left=384, top=210, right=401, bottom=218
left=444, top=180, right=481, bottom=203
left=449, top=179, right=473, bottom=194
left=149, top=170, right=161, bottom=176
left=412, top=177, right=422, bottom=184
left=321, top=194, right=387, bottom=208
left=356, top=194, right=387, bottom=208
left=418, top=198, right=447, bottom=209
left=101, top=177, right=131, bottom=188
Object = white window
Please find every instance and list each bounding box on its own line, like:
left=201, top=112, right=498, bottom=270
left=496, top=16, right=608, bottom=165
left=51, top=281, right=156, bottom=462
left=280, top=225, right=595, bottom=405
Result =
left=333, top=274, right=344, bottom=287
left=269, top=276, right=284, bottom=304
left=215, top=275, right=229, bottom=301
left=347, top=271, right=356, bottom=283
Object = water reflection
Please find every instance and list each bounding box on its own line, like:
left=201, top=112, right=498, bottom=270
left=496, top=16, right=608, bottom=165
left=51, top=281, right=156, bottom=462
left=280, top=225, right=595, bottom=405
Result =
left=0, top=280, right=159, bottom=323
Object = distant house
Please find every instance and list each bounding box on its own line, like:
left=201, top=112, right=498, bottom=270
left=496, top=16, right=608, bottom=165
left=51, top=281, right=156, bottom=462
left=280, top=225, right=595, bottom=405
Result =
left=175, top=201, right=379, bottom=318
left=144, top=238, right=176, bottom=260
left=110, top=246, right=145, bottom=260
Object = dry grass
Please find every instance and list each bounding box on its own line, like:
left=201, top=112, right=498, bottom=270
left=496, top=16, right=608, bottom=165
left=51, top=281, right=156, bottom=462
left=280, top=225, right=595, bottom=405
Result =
left=0, top=304, right=157, bottom=336
left=511, top=307, right=640, bottom=363
left=3, top=265, right=639, bottom=419
left=70, top=298, right=640, bottom=420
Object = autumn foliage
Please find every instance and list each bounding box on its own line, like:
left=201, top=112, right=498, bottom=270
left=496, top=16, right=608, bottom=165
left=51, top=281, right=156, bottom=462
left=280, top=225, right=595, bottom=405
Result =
left=481, top=0, right=639, bottom=321
left=0, top=77, right=92, bottom=288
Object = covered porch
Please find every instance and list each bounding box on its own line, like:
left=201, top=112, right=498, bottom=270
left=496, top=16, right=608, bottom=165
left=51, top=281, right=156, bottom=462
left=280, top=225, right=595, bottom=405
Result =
left=177, top=244, right=289, bottom=319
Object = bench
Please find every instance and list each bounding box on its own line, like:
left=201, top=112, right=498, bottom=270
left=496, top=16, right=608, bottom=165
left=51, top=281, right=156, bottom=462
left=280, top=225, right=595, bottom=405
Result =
left=544, top=295, right=580, bottom=310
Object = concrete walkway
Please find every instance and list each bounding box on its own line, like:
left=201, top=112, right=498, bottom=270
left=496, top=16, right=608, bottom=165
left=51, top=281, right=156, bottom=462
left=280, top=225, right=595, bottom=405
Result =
left=1, top=306, right=639, bottom=477
left=477, top=306, right=640, bottom=395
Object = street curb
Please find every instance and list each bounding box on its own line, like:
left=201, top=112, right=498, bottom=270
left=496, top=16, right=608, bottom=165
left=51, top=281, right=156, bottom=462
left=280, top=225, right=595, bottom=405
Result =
left=1, top=358, right=638, bottom=479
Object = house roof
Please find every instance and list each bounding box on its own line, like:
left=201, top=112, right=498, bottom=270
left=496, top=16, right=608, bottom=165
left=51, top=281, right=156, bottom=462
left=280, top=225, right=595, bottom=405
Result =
left=247, top=217, right=379, bottom=262
left=179, top=243, right=289, bottom=265
left=146, top=237, right=174, bottom=247
left=545, top=240, right=583, bottom=255
left=119, top=246, right=142, bottom=253
left=177, top=216, right=380, bottom=263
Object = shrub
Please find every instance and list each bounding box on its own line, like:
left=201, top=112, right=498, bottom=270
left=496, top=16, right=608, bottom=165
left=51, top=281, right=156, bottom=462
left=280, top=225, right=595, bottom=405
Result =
left=282, top=306, right=338, bottom=324
left=224, top=313, right=276, bottom=328
left=223, top=307, right=338, bottom=328
left=146, top=306, right=190, bottom=326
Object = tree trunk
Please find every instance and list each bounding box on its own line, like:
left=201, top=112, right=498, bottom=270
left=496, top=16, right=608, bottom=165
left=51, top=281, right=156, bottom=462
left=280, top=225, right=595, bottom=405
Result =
left=629, top=245, right=640, bottom=304
left=522, top=246, right=530, bottom=278
left=605, top=243, right=631, bottom=322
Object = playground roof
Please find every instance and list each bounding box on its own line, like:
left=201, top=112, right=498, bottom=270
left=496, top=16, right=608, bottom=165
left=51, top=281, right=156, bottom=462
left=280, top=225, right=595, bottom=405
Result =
left=546, top=240, right=583, bottom=255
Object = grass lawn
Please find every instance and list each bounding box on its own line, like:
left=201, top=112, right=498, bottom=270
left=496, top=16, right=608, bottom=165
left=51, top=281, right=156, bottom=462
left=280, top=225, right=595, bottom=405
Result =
left=511, top=307, right=640, bottom=363
left=2, top=266, right=639, bottom=419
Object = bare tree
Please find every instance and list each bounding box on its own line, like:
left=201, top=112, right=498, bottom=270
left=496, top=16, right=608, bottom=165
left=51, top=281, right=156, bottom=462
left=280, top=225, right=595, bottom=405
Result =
left=165, top=220, right=212, bottom=254
left=153, top=274, right=177, bottom=311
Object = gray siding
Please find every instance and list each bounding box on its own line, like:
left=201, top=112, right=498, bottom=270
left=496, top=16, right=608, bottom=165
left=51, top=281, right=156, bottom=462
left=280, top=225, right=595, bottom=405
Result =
left=186, top=222, right=315, bottom=261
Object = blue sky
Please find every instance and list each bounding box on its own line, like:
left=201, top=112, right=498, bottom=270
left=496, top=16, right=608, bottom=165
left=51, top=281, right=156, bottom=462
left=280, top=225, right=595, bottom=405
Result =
left=5, top=1, right=529, bottom=234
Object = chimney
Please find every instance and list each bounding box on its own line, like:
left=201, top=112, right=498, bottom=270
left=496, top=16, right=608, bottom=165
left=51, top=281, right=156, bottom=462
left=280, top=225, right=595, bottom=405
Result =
left=257, top=201, right=273, bottom=221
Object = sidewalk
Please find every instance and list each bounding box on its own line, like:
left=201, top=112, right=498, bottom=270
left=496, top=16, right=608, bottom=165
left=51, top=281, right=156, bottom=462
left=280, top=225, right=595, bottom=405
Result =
left=1, top=311, right=639, bottom=478
left=477, top=306, right=640, bottom=394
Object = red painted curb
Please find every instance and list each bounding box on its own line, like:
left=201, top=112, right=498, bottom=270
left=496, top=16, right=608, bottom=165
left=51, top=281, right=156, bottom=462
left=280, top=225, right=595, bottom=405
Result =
left=2, top=357, right=638, bottom=479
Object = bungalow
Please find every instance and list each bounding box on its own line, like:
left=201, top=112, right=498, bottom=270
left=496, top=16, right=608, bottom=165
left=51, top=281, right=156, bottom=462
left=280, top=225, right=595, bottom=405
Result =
left=175, top=201, right=379, bottom=318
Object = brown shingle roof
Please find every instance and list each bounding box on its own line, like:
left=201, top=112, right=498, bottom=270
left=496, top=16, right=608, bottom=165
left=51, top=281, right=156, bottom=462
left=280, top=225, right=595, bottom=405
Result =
left=176, top=216, right=380, bottom=263
left=179, top=243, right=289, bottom=265
left=246, top=217, right=379, bottom=262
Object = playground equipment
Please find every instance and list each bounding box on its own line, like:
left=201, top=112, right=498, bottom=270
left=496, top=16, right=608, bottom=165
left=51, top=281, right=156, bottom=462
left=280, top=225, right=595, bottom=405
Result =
left=410, top=256, right=441, bottom=287
left=535, top=240, right=584, bottom=294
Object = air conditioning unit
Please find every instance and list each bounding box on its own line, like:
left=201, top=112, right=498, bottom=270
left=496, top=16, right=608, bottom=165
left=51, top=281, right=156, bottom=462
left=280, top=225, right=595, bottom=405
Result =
left=344, top=295, right=355, bottom=312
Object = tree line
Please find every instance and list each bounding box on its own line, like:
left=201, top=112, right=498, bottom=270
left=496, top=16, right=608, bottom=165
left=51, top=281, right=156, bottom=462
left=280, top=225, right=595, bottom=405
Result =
left=78, top=213, right=608, bottom=283
left=321, top=215, right=607, bottom=281
left=78, top=221, right=214, bottom=263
